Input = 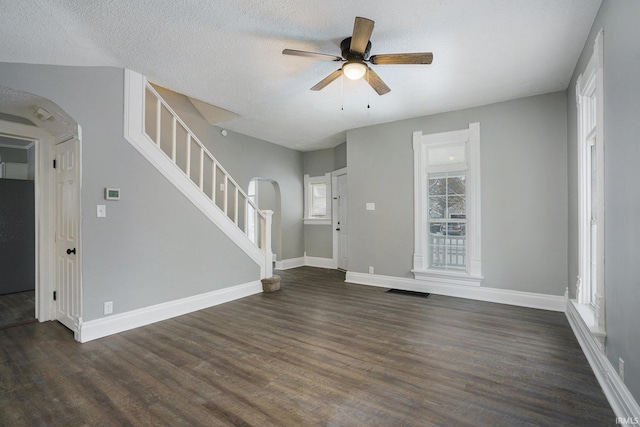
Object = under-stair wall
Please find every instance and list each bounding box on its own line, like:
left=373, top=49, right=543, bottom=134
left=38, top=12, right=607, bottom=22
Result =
left=0, top=63, right=268, bottom=342
left=124, top=70, right=273, bottom=279
left=148, top=85, right=305, bottom=263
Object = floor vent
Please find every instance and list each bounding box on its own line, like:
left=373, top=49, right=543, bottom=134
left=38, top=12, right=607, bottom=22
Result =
left=386, top=289, right=430, bottom=298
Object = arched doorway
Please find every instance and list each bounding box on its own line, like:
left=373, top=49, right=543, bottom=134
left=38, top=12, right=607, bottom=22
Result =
left=248, top=178, right=282, bottom=262
left=0, top=85, right=81, bottom=331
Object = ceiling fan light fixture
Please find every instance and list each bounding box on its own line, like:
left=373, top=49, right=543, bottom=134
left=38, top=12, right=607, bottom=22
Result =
left=342, top=61, right=367, bottom=80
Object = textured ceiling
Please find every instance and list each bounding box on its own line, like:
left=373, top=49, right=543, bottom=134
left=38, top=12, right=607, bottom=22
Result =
left=0, top=0, right=601, bottom=151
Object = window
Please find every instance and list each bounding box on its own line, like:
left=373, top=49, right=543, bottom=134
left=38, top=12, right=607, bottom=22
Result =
left=304, top=173, right=331, bottom=224
left=310, top=182, right=327, bottom=217
left=575, top=29, right=605, bottom=338
left=428, top=172, right=466, bottom=271
left=413, top=123, right=481, bottom=285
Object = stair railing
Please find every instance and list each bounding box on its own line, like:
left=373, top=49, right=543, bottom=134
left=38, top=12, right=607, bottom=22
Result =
left=125, top=70, right=272, bottom=278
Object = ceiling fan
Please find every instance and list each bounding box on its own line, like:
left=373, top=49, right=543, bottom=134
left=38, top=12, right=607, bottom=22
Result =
left=283, top=17, right=433, bottom=96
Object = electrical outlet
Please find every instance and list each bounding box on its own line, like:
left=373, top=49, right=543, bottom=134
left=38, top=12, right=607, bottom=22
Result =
left=369, top=266, right=374, bottom=274
left=104, top=301, right=113, bottom=315
left=619, top=357, right=625, bottom=382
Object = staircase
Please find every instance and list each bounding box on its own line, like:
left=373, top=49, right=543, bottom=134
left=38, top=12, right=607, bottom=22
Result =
left=123, top=70, right=272, bottom=279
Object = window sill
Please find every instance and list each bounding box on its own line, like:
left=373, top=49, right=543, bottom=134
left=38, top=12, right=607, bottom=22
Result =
left=303, top=218, right=331, bottom=225
left=570, top=299, right=606, bottom=349
left=412, top=269, right=482, bottom=287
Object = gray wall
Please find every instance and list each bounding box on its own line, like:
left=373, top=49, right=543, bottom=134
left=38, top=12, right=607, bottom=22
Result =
left=0, top=179, right=34, bottom=294
left=152, top=86, right=304, bottom=261
left=303, top=148, right=334, bottom=177
left=567, top=0, right=640, bottom=403
left=0, top=63, right=259, bottom=321
left=0, top=146, right=28, bottom=163
left=333, top=142, right=347, bottom=170
left=304, top=225, right=333, bottom=259
left=347, top=92, right=568, bottom=296
left=302, top=143, right=347, bottom=259
left=0, top=112, right=34, bottom=126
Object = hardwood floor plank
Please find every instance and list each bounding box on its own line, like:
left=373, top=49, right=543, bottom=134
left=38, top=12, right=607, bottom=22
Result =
left=0, top=267, right=615, bottom=426
left=0, top=291, right=35, bottom=329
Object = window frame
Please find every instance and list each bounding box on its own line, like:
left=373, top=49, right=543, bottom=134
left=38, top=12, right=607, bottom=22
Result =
left=574, top=28, right=605, bottom=343
left=413, top=123, right=482, bottom=285
left=304, top=173, right=332, bottom=225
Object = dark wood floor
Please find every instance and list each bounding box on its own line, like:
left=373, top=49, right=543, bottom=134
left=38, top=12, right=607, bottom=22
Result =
left=0, top=290, right=35, bottom=329
left=0, top=267, right=614, bottom=426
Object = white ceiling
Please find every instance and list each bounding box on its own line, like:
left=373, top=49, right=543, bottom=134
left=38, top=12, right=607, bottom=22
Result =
left=0, top=0, right=601, bottom=151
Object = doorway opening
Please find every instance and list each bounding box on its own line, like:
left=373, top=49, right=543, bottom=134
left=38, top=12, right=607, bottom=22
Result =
left=0, top=85, right=81, bottom=335
left=0, top=134, right=36, bottom=328
left=248, top=178, right=282, bottom=262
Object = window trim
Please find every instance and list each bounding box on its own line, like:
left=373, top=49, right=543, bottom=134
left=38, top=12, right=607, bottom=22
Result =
left=304, top=172, right=332, bottom=225
left=574, top=28, right=605, bottom=340
left=413, top=123, right=482, bottom=285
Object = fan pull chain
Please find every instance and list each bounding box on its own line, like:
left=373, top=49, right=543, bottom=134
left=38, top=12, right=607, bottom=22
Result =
left=366, top=69, right=371, bottom=109
left=341, top=75, right=344, bottom=111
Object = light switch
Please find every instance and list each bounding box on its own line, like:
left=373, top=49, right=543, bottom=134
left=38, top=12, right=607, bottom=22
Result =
left=366, top=203, right=375, bottom=211
left=97, top=205, right=106, bottom=218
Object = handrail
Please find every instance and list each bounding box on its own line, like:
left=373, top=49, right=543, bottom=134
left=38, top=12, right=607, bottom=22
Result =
left=142, top=82, right=266, bottom=248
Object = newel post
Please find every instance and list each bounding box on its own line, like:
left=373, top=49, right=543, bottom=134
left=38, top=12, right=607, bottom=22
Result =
left=262, top=210, right=273, bottom=279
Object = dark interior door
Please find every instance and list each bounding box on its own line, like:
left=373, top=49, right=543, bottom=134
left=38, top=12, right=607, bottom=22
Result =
left=0, top=179, right=35, bottom=295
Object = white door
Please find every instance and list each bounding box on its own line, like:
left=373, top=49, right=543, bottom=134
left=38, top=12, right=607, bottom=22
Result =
left=336, top=174, right=348, bottom=270
left=55, top=138, right=81, bottom=333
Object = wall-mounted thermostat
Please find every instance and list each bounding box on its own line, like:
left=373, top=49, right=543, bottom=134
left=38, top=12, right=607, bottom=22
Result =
left=105, top=188, right=121, bottom=200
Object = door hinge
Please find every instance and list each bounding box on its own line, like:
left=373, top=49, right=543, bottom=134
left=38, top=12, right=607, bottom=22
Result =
left=53, top=291, right=57, bottom=301
left=53, top=159, right=57, bottom=169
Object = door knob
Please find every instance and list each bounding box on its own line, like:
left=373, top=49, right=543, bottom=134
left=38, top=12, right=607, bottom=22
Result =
left=67, top=248, right=76, bottom=255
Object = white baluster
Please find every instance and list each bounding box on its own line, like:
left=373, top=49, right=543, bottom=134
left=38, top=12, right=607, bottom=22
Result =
left=262, top=210, right=273, bottom=278
left=155, top=98, right=161, bottom=147
left=256, top=210, right=260, bottom=246
left=186, top=134, right=191, bottom=177
left=234, top=186, right=239, bottom=225
left=198, top=148, right=204, bottom=190
left=223, top=174, right=228, bottom=215
left=244, top=199, right=249, bottom=235
left=171, top=118, right=177, bottom=162
left=211, top=162, right=217, bottom=202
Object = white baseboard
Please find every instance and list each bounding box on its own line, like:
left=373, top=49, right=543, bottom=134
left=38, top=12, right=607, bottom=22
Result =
left=78, top=280, right=262, bottom=343
left=304, top=256, right=337, bottom=269
left=345, top=271, right=566, bottom=312
left=275, top=257, right=305, bottom=270
left=566, top=300, right=640, bottom=419
left=275, top=256, right=336, bottom=271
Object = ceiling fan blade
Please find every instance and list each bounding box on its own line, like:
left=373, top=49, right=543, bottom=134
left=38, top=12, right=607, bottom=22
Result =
left=350, top=17, right=374, bottom=55
left=311, top=69, right=343, bottom=91
left=365, top=66, right=390, bottom=95
left=369, top=52, right=434, bottom=65
left=282, top=49, right=344, bottom=61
